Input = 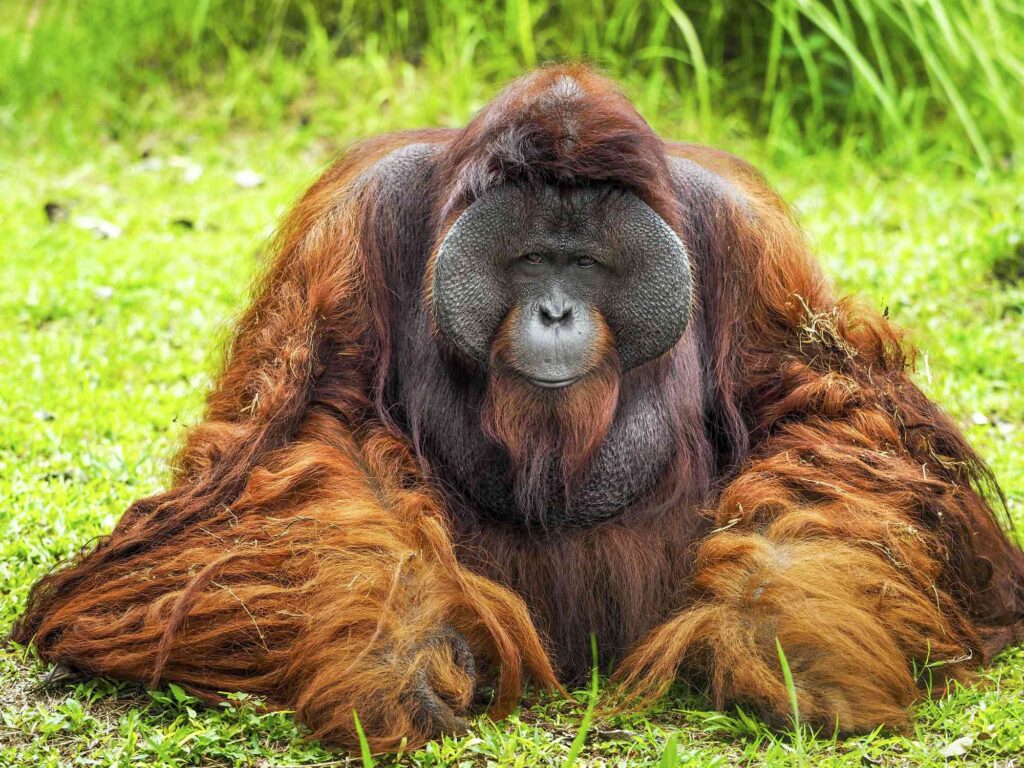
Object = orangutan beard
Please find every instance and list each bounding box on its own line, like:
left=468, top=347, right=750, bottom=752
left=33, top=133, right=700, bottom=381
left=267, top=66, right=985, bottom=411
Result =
left=481, top=313, right=621, bottom=524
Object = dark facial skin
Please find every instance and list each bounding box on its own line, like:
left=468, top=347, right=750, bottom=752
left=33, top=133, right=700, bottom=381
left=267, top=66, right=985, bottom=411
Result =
left=506, top=250, right=608, bottom=387
left=431, top=184, right=692, bottom=378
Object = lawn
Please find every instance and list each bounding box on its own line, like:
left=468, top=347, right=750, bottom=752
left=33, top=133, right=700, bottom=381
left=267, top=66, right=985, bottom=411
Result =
left=2, top=2, right=1024, bottom=765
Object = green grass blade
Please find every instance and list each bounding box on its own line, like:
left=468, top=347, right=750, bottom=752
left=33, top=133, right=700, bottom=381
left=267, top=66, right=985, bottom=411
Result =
left=775, top=638, right=804, bottom=764
left=564, top=634, right=600, bottom=768
left=513, top=0, right=536, bottom=68
left=352, top=709, right=375, bottom=768
left=795, top=0, right=905, bottom=133
left=659, top=0, right=711, bottom=130
left=658, top=731, right=680, bottom=767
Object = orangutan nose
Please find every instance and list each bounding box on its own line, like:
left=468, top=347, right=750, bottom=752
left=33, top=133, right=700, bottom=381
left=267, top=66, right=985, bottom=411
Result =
left=539, top=295, right=574, bottom=326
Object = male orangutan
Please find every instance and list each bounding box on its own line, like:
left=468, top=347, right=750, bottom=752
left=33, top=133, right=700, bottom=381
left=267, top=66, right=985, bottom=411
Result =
left=14, top=66, right=1024, bottom=750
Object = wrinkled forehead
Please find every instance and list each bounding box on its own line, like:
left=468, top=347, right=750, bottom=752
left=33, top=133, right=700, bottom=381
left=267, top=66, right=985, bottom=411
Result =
left=494, top=184, right=638, bottom=251
left=519, top=183, right=627, bottom=217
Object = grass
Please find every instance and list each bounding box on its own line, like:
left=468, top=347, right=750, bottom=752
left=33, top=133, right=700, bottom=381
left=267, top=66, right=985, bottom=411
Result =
left=775, top=640, right=804, bottom=762
left=562, top=636, right=600, bottom=768
left=2, top=2, right=1024, bottom=765
left=3, top=1, right=1024, bottom=164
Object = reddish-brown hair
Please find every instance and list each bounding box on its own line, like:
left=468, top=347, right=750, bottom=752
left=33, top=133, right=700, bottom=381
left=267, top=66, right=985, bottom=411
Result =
left=482, top=307, right=621, bottom=519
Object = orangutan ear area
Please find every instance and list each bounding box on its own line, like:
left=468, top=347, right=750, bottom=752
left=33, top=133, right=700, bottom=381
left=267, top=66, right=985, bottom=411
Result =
left=13, top=65, right=1024, bottom=752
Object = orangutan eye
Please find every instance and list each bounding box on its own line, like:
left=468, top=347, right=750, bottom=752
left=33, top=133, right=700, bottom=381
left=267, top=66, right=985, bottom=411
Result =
left=523, top=253, right=543, bottom=265
left=576, top=255, right=596, bottom=268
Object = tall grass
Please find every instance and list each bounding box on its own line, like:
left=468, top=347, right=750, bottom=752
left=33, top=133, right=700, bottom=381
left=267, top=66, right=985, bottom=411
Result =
left=2, top=0, right=1022, bottom=164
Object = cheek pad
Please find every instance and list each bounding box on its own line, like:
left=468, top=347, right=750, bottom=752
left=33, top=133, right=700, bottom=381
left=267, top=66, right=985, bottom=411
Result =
left=432, top=184, right=691, bottom=371
left=431, top=190, right=525, bottom=364
left=432, top=254, right=511, bottom=365
left=602, top=206, right=693, bottom=371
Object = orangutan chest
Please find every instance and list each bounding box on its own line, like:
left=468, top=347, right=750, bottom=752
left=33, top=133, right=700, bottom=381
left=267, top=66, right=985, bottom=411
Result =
left=418, top=388, right=678, bottom=530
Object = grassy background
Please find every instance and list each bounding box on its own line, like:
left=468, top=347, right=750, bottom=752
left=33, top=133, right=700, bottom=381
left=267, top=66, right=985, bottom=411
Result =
left=2, top=1, right=1023, bottom=766
left=5, top=0, right=1024, bottom=164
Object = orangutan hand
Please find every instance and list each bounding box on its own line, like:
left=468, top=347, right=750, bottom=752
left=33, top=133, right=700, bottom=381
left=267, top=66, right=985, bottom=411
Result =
left=400, top=624, right=478, bottom=736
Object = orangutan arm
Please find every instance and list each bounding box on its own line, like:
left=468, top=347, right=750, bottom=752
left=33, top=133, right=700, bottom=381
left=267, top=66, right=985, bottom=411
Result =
left=618, top=147, right=1024, bottom=731
left=12, top=136, right=556, bottom=751
left=617, top=382, right=1023, bottom=731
